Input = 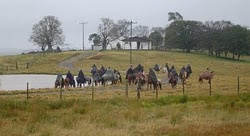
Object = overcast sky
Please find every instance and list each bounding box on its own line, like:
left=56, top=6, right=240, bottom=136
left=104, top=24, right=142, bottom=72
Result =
left=0, top=0, right=249, bottom=50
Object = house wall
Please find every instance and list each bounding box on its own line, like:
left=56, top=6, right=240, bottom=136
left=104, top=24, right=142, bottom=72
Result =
left=93, top=45, right=102, bottom=51
left=107, top=39, right=152, bottom=50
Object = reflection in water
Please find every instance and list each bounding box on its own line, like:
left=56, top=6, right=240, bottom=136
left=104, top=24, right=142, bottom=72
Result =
left=0, top=74, right=61, bottom=91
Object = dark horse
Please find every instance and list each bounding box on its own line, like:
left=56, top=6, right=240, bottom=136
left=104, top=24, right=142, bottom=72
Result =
left=169, top=72, right=178, bottom=89
left=55, top=78, right=65, bottom=88
left=64, top=77, right=76, bottom=88
left=147, top=68, right=161, bottom=91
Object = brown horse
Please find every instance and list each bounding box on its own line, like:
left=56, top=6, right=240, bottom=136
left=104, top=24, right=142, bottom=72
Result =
left=179, top=70, right=188, bottom=83
left=199, top=71, right=214, bottom=83
left=64, top=77, right=76, bottom=88
left=145, top=74, right=162, bottom=90
left=169, top=73, right=178, bottom=89
left=54, top=78, right=65, bottom=88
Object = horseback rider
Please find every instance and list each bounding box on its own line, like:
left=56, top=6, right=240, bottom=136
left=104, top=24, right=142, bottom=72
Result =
left=56, top=72, right=63, bottom=81
left=126, top=65, right=134, bottom=79
left=186, top=64, right=192, bottom=78
left=165, top=63, right=170, bottom=72
left=78, top=70, right=86, bottom=82
left=66, top=71, right=74, bottom=85
left=154, top=63, right=160, bottom=71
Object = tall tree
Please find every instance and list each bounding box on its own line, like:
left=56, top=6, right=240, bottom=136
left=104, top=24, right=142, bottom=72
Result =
left=165, top=20, right=204, bottom=52
left=133, top=25, right=150, bottom=37
left=115, top=19, right=130, bottom=38
left=97, top=18, right=115, bottom=50
left=88, top=33, right=101, bottom=45
left=168, top=12, right=183, bottom=22
left=29, top=16, right=65, bottom=51
left=149, top=31, right=163, bottom=50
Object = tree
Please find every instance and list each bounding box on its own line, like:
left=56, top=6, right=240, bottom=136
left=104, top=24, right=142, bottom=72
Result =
left=115, top=19, right=130, bottom=38
left=168, top=12, right=183, bottom=22
left=97, top=18, right=115, bottom=50
left=88, top=33, right=101, bottom=45
left=225, top=25, right=249, bottom=60
left=149, top=31, right=163, bottom=50
left=165, top=20, right=204, bottom=52
left=133, top=25, right=150, bottom=37
left=29, top=16, right=65, bottom=51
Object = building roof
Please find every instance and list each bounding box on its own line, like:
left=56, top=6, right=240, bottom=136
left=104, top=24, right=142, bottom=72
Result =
left=122, top=37, right=151, bottom=42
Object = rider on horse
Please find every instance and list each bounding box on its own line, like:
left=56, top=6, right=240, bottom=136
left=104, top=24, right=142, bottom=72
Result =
left=78, top=70, right=86, bottom=82
left=126, top=65, right=134, bottom=79
left=66, top=71, right=74, bottom=85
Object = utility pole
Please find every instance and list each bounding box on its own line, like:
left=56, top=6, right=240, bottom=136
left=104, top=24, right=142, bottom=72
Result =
left=79, top=22, right=87, bottom=51
left=129, top=20, right=137, bottom=65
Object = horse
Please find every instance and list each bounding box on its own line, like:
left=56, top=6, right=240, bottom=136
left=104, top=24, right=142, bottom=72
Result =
left=113, top=70, right=122, bottom=84
left=169, top=73, right=178, bottom=89
left=127, top=73, right=135, bottom=85
left=186, top=65, right=192, bottom=78
left=55, top=78, right=65, bottom=88
left=146, top=68, right=160, bottom=91
left=102, top=69, right=117, bottom=86
left=85, top=76, right=92, bottom=85
left=199, top=71, right=214, bottom=83
left=93, top=70, right=104, bottom=86
left=64, top=77, right=76, bottom=88
left=145, top=74, right=162, bottom=90
left=76, top=76, right=86, bottom=87
left=179, top=68, right=188, bottom=83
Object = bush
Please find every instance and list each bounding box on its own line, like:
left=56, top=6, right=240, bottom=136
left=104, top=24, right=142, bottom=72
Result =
left=179, top=95, right=188, bottom=104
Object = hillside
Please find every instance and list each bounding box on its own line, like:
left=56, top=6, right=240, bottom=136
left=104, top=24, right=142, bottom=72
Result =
left=0, top=50, right=250, bottom=136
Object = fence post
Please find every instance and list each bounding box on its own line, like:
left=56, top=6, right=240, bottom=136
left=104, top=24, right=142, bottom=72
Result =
left=27, top=82, right=29, bottom=100
left=156, top=85, right=158, bottom=98
left=182, top=80, right=185, bottom=94
left=16, top=62, right=18, bottom=70
left=238, top=76, right=240, bottom=95
left=209, top=79, right=212, bottom=96
left=92, top=84, right=94, bottom=101
left=125, top=80, right=128, bottom=98
left=60, top=86, right=62, bottom=100
left=26, top=63, right=29, bottom=69
left=137, top=89, right=140, bottom=99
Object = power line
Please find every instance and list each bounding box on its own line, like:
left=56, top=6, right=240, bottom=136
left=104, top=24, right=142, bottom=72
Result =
left=79, top=22, right=87, bottom=51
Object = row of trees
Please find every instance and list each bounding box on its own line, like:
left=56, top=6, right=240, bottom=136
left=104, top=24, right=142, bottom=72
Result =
left=29, top=14, right=250, bottom=60
left=165, top=12, right=250, bottom=60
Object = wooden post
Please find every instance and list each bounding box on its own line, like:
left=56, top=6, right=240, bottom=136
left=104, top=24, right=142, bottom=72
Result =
left=92, top=84, right=94, bottom=101
left=156, top=85, right=158, bottom=98
left=26, top=63, right=29, bottom=69
left=26, top=82, right=29, bottom=100
left=238, top=76, right=240, bottom=95
left=182, top=80, right=185, bottom=94
left=16, top=62, right=18, bottom=70
left=125, top=80, right=128, bottom=98
left=137, top=89, right=140, bottom=99
left=6, top=66, right=8, bottom=71
left=60, top=86, right=62, bottom=100
left=209, top=79, right=212, bottom=96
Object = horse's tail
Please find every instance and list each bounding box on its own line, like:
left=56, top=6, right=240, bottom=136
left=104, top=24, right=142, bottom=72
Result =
left=199, top=76, right=202, bottom=82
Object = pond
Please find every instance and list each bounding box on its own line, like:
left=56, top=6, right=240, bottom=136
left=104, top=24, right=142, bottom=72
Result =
left=0, top=74, right=69, bottom=91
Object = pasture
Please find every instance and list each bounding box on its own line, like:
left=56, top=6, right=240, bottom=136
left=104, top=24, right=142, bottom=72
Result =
left=0, top=50, right=250, bottom=136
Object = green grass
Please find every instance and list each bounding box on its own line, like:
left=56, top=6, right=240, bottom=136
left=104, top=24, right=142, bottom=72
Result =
left=0, top=50, right=250, bottom=135
left=0, top=94, right=249, bottom=136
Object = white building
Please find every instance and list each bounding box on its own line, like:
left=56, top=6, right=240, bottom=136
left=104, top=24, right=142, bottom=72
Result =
left=108, top=36, right=152, bottom=50
left=93, top=36, right=152, bottom=51
left=92, top=44, right=102, bottom=51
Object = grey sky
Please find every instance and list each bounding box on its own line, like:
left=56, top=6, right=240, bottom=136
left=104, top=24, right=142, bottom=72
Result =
left=0, top=0, right=249, bottom=50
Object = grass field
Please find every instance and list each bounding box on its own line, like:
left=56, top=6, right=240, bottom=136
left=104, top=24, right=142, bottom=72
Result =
left=0, top=50, right=250, bottom=135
